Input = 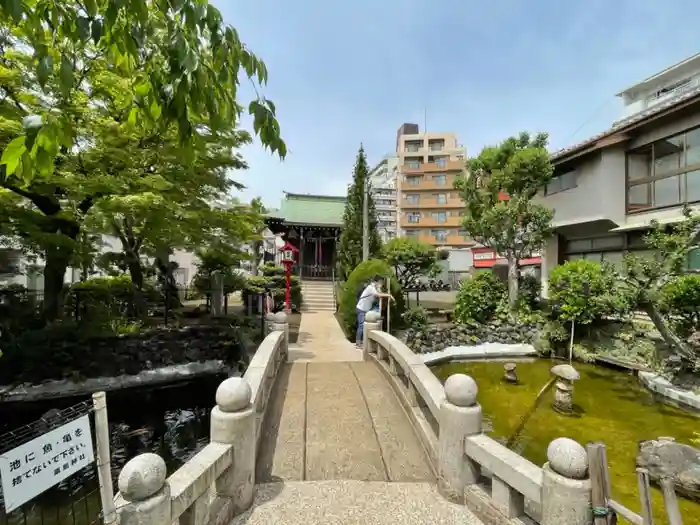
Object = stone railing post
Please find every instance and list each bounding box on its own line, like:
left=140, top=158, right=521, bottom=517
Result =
left=210, top=377, right=256, bottom=514
left=268, top=311, right=289, bottom=356
left=117, top=453, right=170, bottom=525
left=363, top=310, right=382, bottom=361
left=541, top=438, right=591, bottom=525
left=438, top=374, right=482, bottom=503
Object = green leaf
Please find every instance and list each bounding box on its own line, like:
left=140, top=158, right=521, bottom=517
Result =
left=1, top=136, right=27, bottom=176
left=84, top=0, right=98, bottom=17
left=59, top=56, right=74, bottom=93
left=91, top=19, right=104, bottom=44
left=134, top=80, right=151, bottom=97
left=5, top=0, right=22, bottom=23
left=77, top=16, right=91, bottom=41
left=37, top=55, right=53, bottom=87
left=127, top=107, right=139, bottom=126
left=149, top=99, right=162, bottom=119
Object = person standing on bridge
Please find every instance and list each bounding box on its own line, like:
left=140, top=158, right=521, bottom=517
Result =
left=355, top=275, right=393, bottom=348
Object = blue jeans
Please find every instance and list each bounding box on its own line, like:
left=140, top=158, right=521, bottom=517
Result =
left=355, top=308, right=366, bottom=345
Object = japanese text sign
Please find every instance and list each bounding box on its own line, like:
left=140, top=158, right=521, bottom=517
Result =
left=0, top=415, right=94, bottom=512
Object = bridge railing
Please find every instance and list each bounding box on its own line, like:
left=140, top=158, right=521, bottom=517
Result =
left=364, top=312, right=591, bottom=525
left=113, top=312, right=290, bottom=525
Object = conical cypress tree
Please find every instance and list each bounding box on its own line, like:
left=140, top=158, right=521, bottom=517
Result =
left=337, top=145, right=382, bottom=280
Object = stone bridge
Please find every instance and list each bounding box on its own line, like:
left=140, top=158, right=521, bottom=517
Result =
left=114, top=311, right=591, bottom=525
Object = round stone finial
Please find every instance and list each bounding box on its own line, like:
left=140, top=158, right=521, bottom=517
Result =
left=366, top=310, right=381, bottom=322
left=546, top=437, right=589, bottom=479
left=444, top=374, right=478, bottom=407
left=272, top=311, right=288, bottom=323
left=215, top=377, right=252, bottom=412
left=550, top=364, right=580, bottom=382
left=118, top=453, right=167, bottom=502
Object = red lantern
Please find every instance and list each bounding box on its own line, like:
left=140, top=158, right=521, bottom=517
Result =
left=278, top=241, right=298, bottom=311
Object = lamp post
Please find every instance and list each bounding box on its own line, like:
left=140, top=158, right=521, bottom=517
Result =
left=279, top=241, right=298, bottom=313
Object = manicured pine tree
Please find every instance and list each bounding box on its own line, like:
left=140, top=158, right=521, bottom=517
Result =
left=337, top=145, right=382, bottom=280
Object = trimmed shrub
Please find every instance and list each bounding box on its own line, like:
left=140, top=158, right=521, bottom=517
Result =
left=340, top=259, right=405, bottom=337
left=660, top=274, right=700, bottom=336
left=241, top=265, right=302, bottom=313
left=66, top=275, right=161, bottom=322
left=402, top=305, right=428, bottom=330
left=454, top=272, right=506, bottom=324
left=548, top=259, right=623, bottom=324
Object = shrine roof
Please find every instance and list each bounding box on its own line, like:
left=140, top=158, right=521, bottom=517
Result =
left=266, top=192, right=346, bottom=227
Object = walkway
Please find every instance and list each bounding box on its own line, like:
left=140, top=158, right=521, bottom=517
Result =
left=235, top=310, right=483, bottom=524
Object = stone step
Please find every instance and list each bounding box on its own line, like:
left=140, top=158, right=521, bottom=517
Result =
left=231, top=481, right=481, bottom=525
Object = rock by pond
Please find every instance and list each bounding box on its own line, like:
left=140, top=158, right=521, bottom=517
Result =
left=637, top=438, right=700, bottom=503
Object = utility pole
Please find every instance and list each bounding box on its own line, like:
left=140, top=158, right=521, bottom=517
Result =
left=362, top=175, right=369, bottom=261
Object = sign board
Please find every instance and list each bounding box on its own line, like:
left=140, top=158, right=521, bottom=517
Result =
left=0, top=415, right=94, bottom=512
left=473, top=251, right=495, bottom=261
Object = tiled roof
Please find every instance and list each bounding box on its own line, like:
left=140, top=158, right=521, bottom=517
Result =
left=268, top=192, right=346, bottom=227
left=551, top=86, right=700, bottom=162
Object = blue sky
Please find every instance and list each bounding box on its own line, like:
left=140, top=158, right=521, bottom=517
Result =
left=212, top=0, right=700, bottom=210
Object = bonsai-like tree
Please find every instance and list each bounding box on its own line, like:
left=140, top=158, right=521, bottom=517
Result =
left=456, top=132, right=554, bottom=312
left=382, top=237, right=441, bottom=288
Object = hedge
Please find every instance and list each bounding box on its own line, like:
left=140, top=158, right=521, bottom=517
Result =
left=339, top=259, right=405, bottom=338
left=241, top=264, right=302, bottom=313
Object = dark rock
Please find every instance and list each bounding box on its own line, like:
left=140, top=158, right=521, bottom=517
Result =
left=637, top=438, right=700, bottom=502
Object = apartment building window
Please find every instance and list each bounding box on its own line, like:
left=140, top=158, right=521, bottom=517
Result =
left=405, top=141, right=422, bottom=152
left=431, top=211, right=447, bottom=224
left=626, top=127, right=700, bottom=212
left=431, top=230, right=448, bottom=242
left=434, top=193, right=447, bottom=205
left=435, top=157, right=447, bottom=168
left=406, top=159, right=421, bottom=169
left=406, top=176, right=421, bottom=186
left=458, top=229, right=470, bottom=239
left=407, top=212, right=421, bottom=223
left=545, top=170, right=578, bottom=195
left=429, top=140, right=444, bottom=152
left=406, top=194, right=420, bottom=205
left=434, top=174, right=447, bottom=185
left=405, top=230, right=418, bottom=238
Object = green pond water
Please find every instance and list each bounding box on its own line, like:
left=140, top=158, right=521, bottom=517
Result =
left=433, top=360, right=700, bottom=525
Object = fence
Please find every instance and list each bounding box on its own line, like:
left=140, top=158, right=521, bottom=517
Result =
left=0, top=394, right=114, bottom=525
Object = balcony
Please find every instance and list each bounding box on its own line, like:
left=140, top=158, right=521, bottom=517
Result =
left=402, top=160, right=464, bottom=175
left=403, top=196, right=463, bottom=209
left=401, top=175, right=460, bottom=191
left=400, top=215, right=462, bottom=228
left=409, top=233, right=473, bottom=246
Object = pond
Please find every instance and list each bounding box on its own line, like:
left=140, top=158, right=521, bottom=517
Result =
left=433, top=359, right=700, bottom=525
left=0, top=374, right=225, bottom=525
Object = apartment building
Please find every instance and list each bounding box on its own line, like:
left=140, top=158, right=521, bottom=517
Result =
left=537, top=52, right=700, bottom=296
left=395, top=123, right=470, bottom=248
left=368, top=155, right=399, bottom=243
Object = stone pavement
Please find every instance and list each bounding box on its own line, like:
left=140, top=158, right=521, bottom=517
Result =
left=231, top=480, right=483, bottom=525
left=288, top=311, right=361, bottom=362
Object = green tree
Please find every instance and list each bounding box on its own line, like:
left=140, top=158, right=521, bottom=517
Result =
left=0, top=0, right=285, bottom=185
left=382, top=237, right=440, bottom=288
left=456, top=132, right=554, bottom=312
left=248, top=197, right=267, bottom=276
left=619, top=208, right=700, bottom=370
left=337, top=145, right=381, bottom=280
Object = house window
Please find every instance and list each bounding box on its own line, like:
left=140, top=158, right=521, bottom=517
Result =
left=406, top=160, right=421, bottom=169
left=626, top=127, right=700, bottom=212
left=434, top=174, right=447, bottom=185
left=432, top=211, right=447, bottom=224
left=406, top=194, right=420, bottom=205
left=406, top=176, right=421, bottom=186
left=434, top=193, right=447, bottom=205
left=0, top=248, right=21, bottom=275
left=545, top=170, right=577, bottom=195
left=429, top=140, right=444, bottom=152
left=408, top=212, right=421, bottom=223
left=435, top=157, right=447, bottom=168
left=405, top=141, right=422, bottom=152
left=432, top=230, right=448, bottom=242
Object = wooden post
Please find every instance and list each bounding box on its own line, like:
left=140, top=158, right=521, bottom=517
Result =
left=660, top=478, right=683, bottom=525
left=587, top=442, right=612, bottom=525
left=636, top=468, right=654, bottom=525
left=386, top=276, right=391, bottom=334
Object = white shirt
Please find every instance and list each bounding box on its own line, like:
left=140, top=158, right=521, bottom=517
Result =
left=356, top=283, right=378, bottom=312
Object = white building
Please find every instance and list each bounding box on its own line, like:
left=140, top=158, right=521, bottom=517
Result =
left=537, top=52, right=700, bottom=296
left=368, top=155, right=399, bottom=243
